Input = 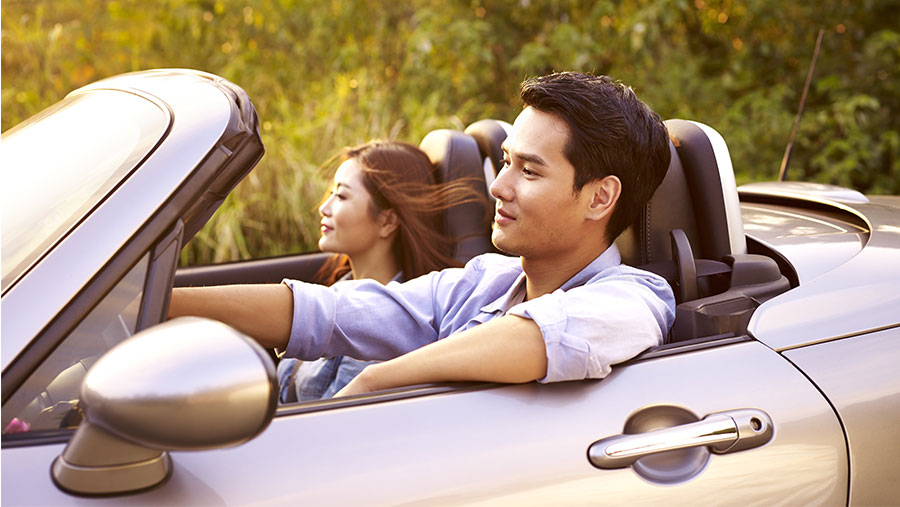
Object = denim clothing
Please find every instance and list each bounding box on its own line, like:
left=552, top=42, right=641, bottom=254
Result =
left=278, top=354, right=376, bottom=403
left=283, top=246, right=676, bottom=383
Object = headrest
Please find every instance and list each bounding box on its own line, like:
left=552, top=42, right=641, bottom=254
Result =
left=465, top=119, right=513, bottom=186
left=665, top=120, right=746, bottom=259
left=615, top=119, right=746, bottom=267
left=616, top=140, right=696, bottom=266
left=419, top=129, right=494, bottom=262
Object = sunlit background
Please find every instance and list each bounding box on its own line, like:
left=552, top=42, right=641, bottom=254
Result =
left=2, top=0, right=897, bottom=264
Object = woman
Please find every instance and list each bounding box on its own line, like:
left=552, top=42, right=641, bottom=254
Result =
left=278, top=140, right=486, bottom=403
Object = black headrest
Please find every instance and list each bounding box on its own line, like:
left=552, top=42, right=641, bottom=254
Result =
left=615, top=140, right=695, bottom=266
left=465, top=119, right=513, bottom=178
left=419, top=129, right=494, bottom=262
left=616, top=119, right=746, bottom=267
left=665, top=119, right=746, bottom=259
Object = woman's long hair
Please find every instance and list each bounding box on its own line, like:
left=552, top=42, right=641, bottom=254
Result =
left=317, top=140, right=490, bottom=284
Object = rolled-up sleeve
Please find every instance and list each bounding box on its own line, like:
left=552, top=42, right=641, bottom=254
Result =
left=281, top=275, right=442, bottom=361
left=507, top=269, right=675, bottom=383
left=280, top=263, right=489, bottom=362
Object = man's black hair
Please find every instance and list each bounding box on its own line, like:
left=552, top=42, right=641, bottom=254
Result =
left=520, top=72, right=670, bottom=242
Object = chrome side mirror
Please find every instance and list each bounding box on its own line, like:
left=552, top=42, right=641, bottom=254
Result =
left=52, top=317, right=276, bottom=495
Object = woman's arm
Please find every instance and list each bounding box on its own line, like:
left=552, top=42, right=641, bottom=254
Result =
left=168, top=284, right=294, bottom=349
left=334, top=314, right=548, bottom=397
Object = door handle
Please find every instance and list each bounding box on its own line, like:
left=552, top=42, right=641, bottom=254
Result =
left=588, top=409, right=773, bottom=469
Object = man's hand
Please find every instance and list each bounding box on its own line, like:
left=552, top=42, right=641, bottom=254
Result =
left=333, top=314, right=548, bottom=397
left=334, top=370, right=379, bottom=397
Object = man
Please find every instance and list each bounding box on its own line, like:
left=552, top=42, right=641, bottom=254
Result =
left=169, top=72, right=675, bottom=397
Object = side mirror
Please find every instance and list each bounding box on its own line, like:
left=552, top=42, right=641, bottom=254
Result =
left=51, top=317, right=276, bottom=496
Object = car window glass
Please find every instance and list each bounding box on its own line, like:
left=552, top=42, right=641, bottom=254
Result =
left=1, top=253, right=149, bottom=436
left=0, top=91, right=169, bottom=289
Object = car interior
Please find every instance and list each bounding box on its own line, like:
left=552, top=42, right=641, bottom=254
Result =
left=175, top=118, right=793, bottom=372
left=2, top=116, right=799, bottom=438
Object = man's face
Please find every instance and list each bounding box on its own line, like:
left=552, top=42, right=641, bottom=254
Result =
left=489, top=107, right=594, bottom=259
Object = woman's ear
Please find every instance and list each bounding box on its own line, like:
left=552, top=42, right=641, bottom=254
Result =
left=377, top=209, right=400, bottom=238
left=585, top=175, right=621, bottom=222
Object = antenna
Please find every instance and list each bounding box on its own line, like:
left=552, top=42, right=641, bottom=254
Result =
left=778, top=28, right=825, bottom=182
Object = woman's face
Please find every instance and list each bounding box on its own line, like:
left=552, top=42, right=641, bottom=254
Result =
left=318, top=158, right=384, bottom=257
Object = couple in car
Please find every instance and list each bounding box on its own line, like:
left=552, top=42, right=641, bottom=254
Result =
left=169, top=71, right=676, bottom=399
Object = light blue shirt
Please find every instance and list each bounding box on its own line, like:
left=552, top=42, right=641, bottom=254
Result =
left=283, top=245, right=675, bottom=383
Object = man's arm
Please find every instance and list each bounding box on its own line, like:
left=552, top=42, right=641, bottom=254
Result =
left=334, top=314, right=548, bottom=397
left=168, top=285, right=293, bottom=349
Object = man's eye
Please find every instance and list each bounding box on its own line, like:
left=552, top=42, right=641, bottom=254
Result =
left=501, top=158, right=511, bottom=169
left=522, top=167, right=535, bottom=176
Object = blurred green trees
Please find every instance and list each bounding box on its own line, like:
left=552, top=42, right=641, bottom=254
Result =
left=3, top=0, right=898, bottom=264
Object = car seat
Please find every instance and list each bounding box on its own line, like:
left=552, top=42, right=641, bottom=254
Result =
left=465, top=119, right=513, bottom=187
left=615, top=119, right=789, bottom=341
left=616, top=120, right=746, bottom=268
left=419, top=129, right=494, bottom=263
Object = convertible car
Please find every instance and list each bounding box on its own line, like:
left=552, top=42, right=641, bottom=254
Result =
left=2, top=70, right=898, bottom=505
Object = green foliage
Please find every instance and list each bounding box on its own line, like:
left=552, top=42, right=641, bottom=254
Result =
left=3, top=0, right=898, bottom=264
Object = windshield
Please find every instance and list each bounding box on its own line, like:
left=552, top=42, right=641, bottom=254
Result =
left=1, top=90, right=170, bottom=290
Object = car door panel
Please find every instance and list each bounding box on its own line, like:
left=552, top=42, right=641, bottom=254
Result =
left=783, top=326, right=900, bottom=506
left=1, top=340, right=846, bottom=505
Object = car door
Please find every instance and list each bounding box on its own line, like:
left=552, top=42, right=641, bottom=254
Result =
left=2, top=336, right=846, bottom=505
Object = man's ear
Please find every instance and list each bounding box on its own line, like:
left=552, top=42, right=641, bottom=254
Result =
left=585, top=175, right=621, bottom=222
left=377, top=209, right=400, bottom=238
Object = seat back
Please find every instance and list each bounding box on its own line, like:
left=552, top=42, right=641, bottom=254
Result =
left=615, top=139, right=698, bottom=267
left=617, top=120, right=789, bottom=341
left=419, top=129, right=494, bottom=263
left=666, top=119, right=747, bottom=260
left=615, top=118, right=748, bottom=309
left=616, top=119, right=746, bottom=267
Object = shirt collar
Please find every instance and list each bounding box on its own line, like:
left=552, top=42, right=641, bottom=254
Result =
left=480, top=244, right=622, bottom=314
left=480, top=271, right=527, bottom=315
left=559, top=243, right=621, bottom=291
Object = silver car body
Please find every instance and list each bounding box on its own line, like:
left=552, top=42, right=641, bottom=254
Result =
left=2, top=70, right=899, bottom=505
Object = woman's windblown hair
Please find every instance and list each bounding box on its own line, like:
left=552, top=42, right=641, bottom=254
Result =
left=318, top=140, right=490, bottom=284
